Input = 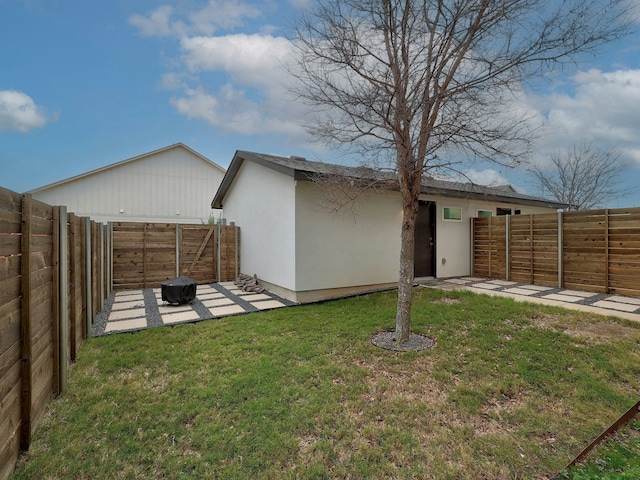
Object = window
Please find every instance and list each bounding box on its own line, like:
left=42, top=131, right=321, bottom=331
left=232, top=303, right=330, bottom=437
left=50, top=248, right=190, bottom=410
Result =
left=497, top=208, right=512, bottom=216
left=443, top=206, right=462, bottom=221
left=477, top=210, right=493, bottom=218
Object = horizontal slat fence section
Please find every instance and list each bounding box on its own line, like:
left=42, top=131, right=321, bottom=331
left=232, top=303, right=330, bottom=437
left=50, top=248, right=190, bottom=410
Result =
left=473, top=208, right=640, bottom=297
left=112, top=222, right=240, bottom=289
left=0, top=187, right=106, bottom=480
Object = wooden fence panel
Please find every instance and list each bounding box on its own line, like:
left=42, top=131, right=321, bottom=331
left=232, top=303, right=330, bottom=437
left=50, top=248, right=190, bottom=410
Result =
left=0, top=187, right=104, bottom=480
left=473, top=207, right=640, bottom=297
left=24, top=198, right=56, bottom=446
left=220, top=225, right=240, bottom=281
left=180, top=225, right=216, bottom=284
left=112, top=222, right=240, bottom=289
left=0, top=188, right=23, bottom=480
left=472, top=217, right=492, bottom=278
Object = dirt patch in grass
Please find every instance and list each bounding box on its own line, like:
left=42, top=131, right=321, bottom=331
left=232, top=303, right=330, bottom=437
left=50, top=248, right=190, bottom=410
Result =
left=371, top=331, right=436, bottom=351
left=432, top=297, right=462, bottom=305
left=531, top=314, right=640, bottom=345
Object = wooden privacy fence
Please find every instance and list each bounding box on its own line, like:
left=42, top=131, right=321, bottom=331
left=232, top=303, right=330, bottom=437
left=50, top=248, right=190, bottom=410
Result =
left=111, top=222, right=240, bottom=289
left=473, top=208, right=640, bottom=297
left=0, top=188, right=108, bottom=480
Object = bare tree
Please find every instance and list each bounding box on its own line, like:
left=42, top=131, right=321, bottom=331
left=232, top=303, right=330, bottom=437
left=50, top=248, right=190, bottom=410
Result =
left=290, top=0, right=631, bottom=345
left=530, top=144, right=634, bottom=210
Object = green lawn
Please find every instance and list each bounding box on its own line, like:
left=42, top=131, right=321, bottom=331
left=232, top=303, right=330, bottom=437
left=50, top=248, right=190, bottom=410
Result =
left=11, top=287, right=640, bottom=479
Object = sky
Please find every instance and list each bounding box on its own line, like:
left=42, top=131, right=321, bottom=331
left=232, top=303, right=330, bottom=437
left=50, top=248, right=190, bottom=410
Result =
left=2, top=0, right=640, bottom=207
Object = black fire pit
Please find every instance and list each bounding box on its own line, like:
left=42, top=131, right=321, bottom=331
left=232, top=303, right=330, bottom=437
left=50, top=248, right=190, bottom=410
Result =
left=161, top=276, right=197, bottom=305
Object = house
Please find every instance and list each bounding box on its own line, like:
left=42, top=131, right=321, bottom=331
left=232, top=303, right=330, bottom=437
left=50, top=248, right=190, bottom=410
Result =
left=212, top=151, right=566, bottom=303
left=29, top=143, right=225, bottom=224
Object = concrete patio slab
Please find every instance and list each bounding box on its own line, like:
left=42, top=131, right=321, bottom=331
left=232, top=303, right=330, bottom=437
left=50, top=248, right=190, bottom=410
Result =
left=162, top=310, right=203, bottom=324
left=209, top=304, right=246, bottom=317
left=592, top=300, right=640, bottom=313
left=250, top=300, right=287, bottom=310
left=105, top=317, right=148, bottom=333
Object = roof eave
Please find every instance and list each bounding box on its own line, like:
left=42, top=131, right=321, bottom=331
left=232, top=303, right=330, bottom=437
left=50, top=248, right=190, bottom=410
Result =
left=422, top=185, right=567, bottom=209
left=211, top=151, right=300, bottom=208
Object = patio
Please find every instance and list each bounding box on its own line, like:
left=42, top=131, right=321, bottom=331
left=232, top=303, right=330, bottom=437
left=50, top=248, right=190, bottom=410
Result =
left=92, top=281, right=295, bottom=336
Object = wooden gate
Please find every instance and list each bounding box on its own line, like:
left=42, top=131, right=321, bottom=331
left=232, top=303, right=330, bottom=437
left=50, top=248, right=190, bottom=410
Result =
left=111, top=222, right=240, bottom=289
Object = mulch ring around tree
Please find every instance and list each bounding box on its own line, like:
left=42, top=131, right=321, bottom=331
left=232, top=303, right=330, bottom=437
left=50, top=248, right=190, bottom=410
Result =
left=371, top=331, right=436, bottom=352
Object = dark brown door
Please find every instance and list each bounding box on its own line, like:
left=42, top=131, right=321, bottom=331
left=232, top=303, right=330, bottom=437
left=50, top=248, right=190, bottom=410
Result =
left=414, top=201, right=435, bottom=277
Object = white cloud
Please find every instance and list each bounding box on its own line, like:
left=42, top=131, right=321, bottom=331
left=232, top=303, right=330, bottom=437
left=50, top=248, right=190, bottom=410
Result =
left=128, top=5, right=185, bottom=37
left=180, top=34, right=292, bottom=86
left=435, top=168, right=512, bottom=188
left=0, top=89, right=51, bottom=133
left=187, top=0, right=261, bottom=35
left=532, top=68, right=640, bottom=167
left=288, top=0, right=312, bottom=7
left=170, top=84, right=305, bottom=136
left=167, top=32, right=312, bottom=136
left=462, top=169, right=512, bottom=187
left=129, top=1, right=261, bottom=38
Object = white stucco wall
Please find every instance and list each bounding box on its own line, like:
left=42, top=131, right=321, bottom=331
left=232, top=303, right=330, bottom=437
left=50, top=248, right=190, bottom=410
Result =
left=429, top=196, right=558, bottom=278
left=293, top=182, right=559, bottom=292
left=31, top=146, right=224, bottom=224
left=220, top=160, right=297, bottom=291
left=294, top=182, right=403, bottom=292
left=220, top=161, right=560, bottom=301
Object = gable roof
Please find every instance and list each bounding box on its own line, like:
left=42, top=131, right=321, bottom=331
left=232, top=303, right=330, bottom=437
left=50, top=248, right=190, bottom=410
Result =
left=211, top=150, right=567, bottom=209
left=29, top=143, right=225, bottom=194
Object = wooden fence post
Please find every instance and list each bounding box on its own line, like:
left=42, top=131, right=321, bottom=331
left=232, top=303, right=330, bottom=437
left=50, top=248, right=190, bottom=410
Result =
left=505, top=215, right=510, bottom=281
left=175, top=224, right=180, bottom=277
left=605, top=209, right=609, bottom=294
left=107, top=223, right=113, bottom=293
left=529, top=215, right=534, bottom=284
left=68, top=213, right=77, bottom=362
left=558, top=211, right=563, bottom=288
left=58, top=206, right=69, bottom=394
left=488, top=216, right=492, bottom=278
left=235, top=225, right=239, bottom=279
left=52, top=208, right=60, bottom=397
left=20, top=194, right=33, bottom=451
left=217, top=223, right=221, bottom=282
left=85, top=217, right=92, bottom=331
left=99, top=224, right=105, bottom=306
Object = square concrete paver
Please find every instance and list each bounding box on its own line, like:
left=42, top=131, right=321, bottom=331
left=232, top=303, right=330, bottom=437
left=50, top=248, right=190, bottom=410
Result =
left=542, top=293, right=585, bottom=303
left=201, top=298, right=234, bottom=308
left=250, top=300, right=286, bottom=310
left=108, top=308, right=147, bottom=321
left=502, top=287, right=538, bottom=296
left=241, top=293, right=272, bottom=301
left=445, top=278, right=471, bottom=285
left=114, top=292, right=144, bottom=301
left=158, top=304, right=193, bottom=314
left=472, top=283, right=502, bottom=290
left=105, top=317, right=148, bottom=333
left=486, top=280, right=519, bottom=286
left=162, top=310, right=202, bottom=324
left=606, top=295, right=640, bottom=306
left=209, top=305, right=246, bottom=317
left=111, top=300, right=146, bottom=310
left=592, top=300, right=640, bottom=313
left=461, top=277, right=488, bottom=282
left=197, top=291, right=224, bottom=300
left=517, top=285, right=555, bottom=292
left=557, top=290, right=598, bottom=298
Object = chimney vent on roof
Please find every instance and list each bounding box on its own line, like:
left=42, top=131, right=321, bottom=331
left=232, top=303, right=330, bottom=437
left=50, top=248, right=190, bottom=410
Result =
left=290, top=155, right=306, bottom=161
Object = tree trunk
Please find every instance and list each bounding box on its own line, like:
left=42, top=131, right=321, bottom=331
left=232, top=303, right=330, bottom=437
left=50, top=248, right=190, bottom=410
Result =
left=395, top=195, right=419, bottom=344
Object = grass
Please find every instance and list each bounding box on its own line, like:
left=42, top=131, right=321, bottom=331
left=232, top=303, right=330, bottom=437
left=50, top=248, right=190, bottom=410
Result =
left=559, top=420, right=640, bottom=479
left=10, top=287, right=640, bottom=479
